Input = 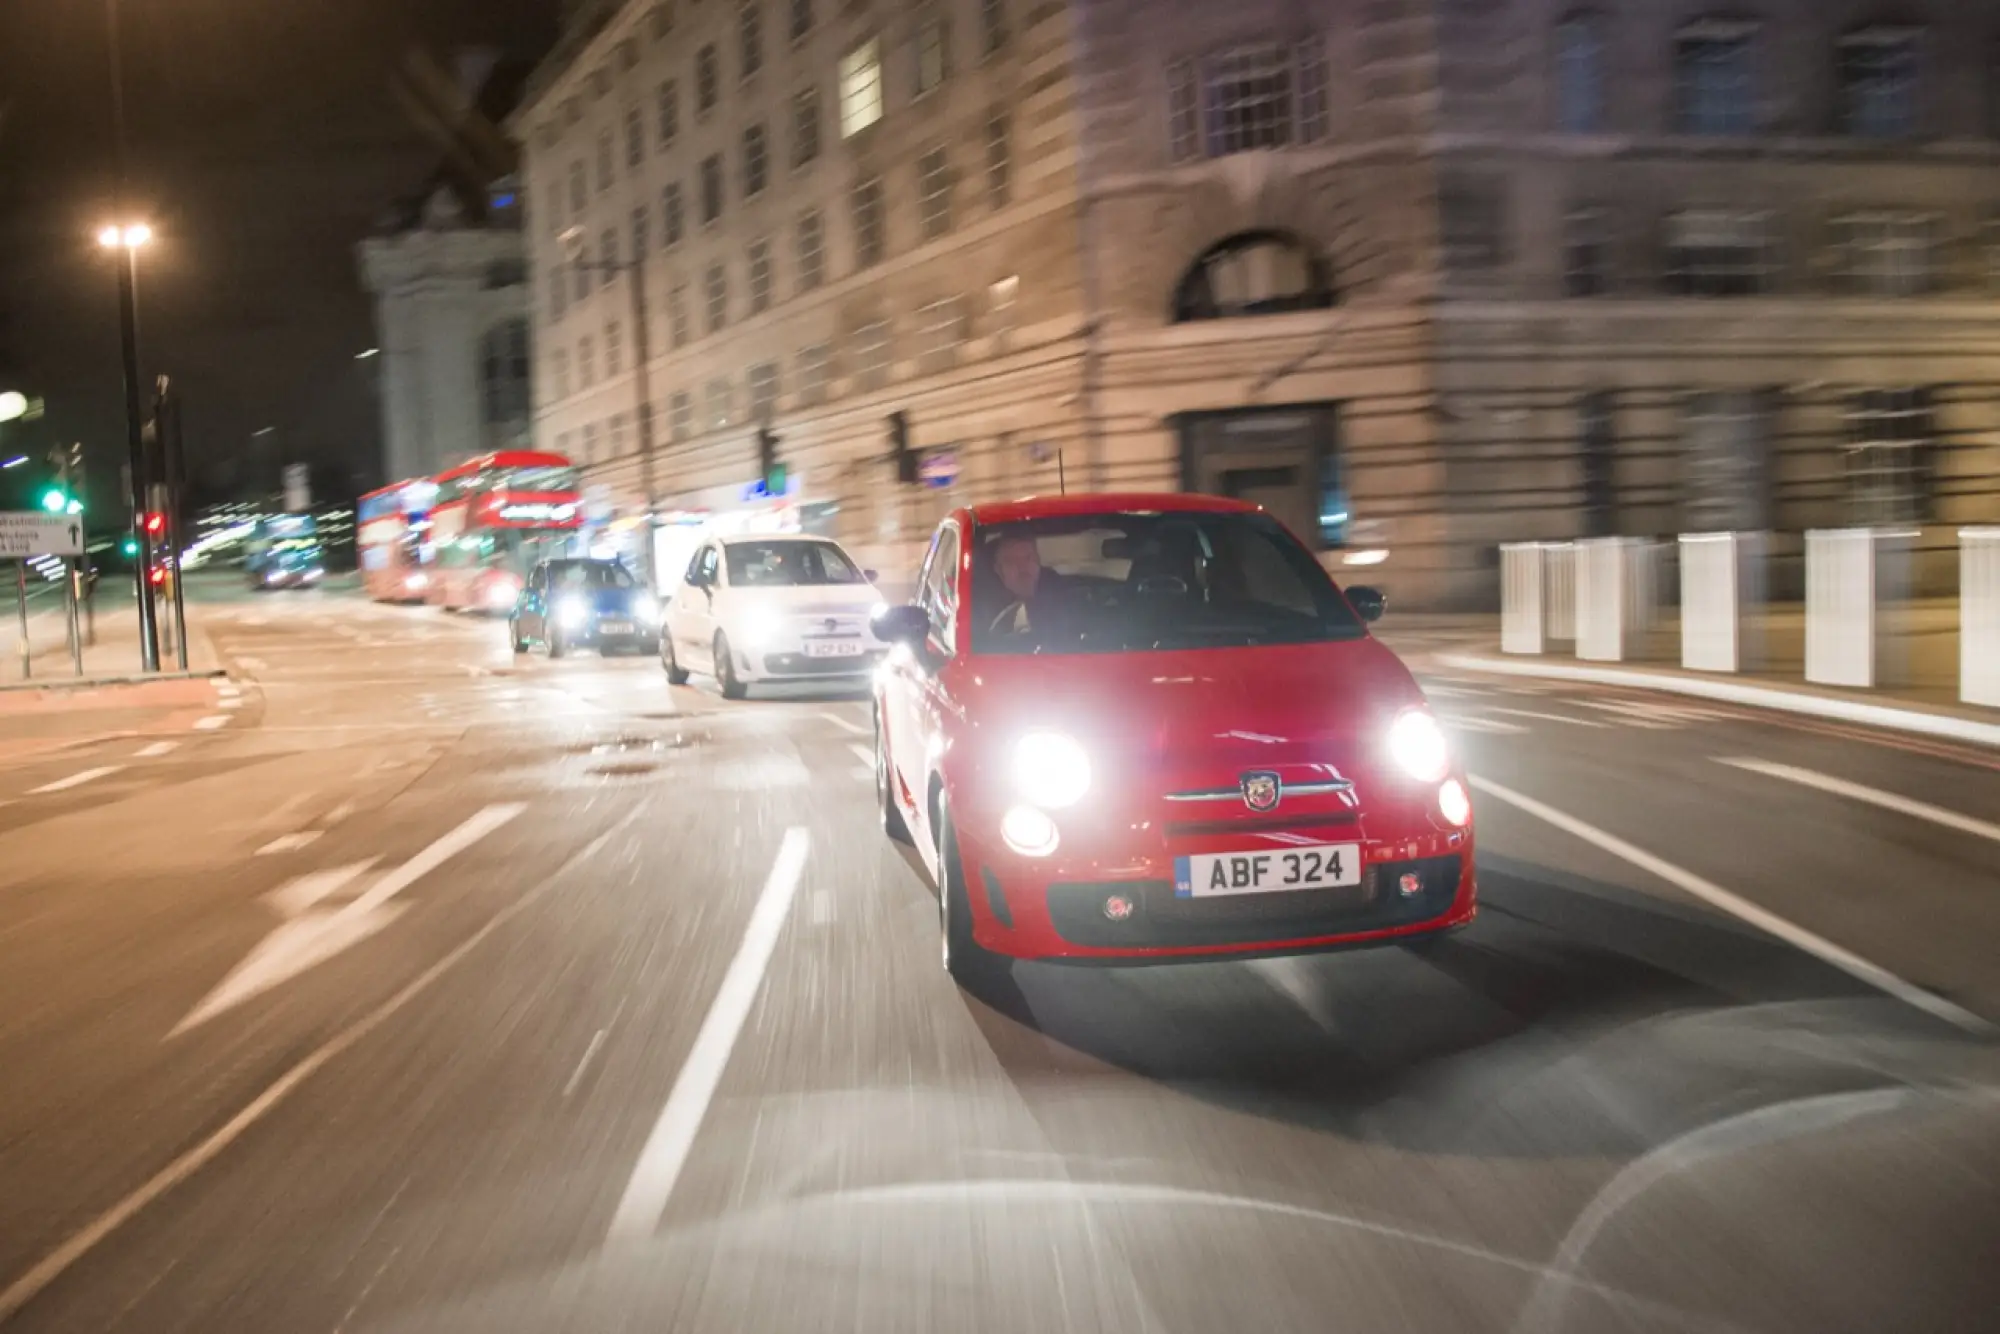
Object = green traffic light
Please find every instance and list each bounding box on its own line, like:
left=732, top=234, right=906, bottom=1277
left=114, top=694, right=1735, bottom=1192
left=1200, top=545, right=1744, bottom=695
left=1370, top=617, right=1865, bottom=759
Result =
left=121, top=536, right=139, bottom=557
left=39, top=488, right=66, bottom=513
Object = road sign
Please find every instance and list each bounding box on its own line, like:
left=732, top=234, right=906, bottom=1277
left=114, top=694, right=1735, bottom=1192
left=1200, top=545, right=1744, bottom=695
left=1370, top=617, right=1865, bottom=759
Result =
left=0, top=511, right=84, bottom=558
left=919, top=448, right=959, bottom=489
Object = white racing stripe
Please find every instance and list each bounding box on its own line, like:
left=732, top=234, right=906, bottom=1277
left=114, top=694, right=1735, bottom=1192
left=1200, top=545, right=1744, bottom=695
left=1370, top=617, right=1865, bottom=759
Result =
left=1719, top=758, right=2000, bottom=846
left=608, top=827, right=811, bottom=1242
left=29, top=767, right=123, bottom=795
left=1470, top=775, right=1991, bottom=1035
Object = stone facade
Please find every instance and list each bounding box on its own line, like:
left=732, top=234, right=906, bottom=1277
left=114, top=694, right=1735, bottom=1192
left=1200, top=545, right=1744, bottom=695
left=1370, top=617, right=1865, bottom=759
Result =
left=518, top=0, right=2000, bottom=606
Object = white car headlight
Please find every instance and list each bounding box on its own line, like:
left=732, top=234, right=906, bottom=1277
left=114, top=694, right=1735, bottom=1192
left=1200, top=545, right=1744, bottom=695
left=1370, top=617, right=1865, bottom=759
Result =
left=557, top=596, right=589, bottom=629
left=741, top=607, right=782, bottom=648
left=1387, top=710, right=1450, bottom=783
left=1013, top=731, right=1091, bottom=809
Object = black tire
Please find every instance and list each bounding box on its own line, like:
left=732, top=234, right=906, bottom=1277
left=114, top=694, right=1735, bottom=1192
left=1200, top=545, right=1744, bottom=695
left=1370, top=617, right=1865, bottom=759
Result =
left=509, top=619, right=530, bottom=654
left=876, top=708, right=911, bottom=843
left=662, top=634, right=690, bottom=684
left=547, top=627, right=567, bottom=660
left=716, top=632, right=747, bottom=700
left=935, top=805, right=995, bottom=984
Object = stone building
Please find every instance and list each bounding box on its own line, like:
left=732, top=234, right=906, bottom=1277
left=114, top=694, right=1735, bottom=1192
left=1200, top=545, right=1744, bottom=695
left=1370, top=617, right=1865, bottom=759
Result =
left=517, top=0, right=2000, bottom=605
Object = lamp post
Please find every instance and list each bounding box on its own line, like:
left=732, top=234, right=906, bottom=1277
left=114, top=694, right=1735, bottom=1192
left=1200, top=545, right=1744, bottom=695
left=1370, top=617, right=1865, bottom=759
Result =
left=99, top=221, right=159, bottom=672
left=558, top=226, right=660, bottom=594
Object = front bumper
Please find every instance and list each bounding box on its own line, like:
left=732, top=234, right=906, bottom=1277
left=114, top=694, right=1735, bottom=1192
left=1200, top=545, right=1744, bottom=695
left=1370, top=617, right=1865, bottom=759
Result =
left=568, top=618, right=659, bottom=649
left=753, top=646, right=887, bottom=680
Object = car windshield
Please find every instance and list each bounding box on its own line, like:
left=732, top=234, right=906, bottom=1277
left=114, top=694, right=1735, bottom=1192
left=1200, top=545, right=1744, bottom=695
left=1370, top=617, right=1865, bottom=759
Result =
left=968, top=511, right=1366, bottom=655
left=725, top=540, right=865, bottom=587
left=550, top=561, right=636, bottom=590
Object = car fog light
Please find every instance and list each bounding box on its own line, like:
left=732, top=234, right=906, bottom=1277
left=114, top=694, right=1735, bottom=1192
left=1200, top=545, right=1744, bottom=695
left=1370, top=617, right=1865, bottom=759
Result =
left=1000, top=804, right=1059, bottom=858
left=1398, top=872, right=1424, bottom=898
left=1438, top=778, right=1472, bottom=828
left=1102, top=893, right=1135, bottom=922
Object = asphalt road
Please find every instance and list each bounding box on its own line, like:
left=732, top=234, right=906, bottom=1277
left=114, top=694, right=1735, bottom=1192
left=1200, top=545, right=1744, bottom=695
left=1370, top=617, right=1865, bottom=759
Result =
left=0, top=585, right=1995, bottom=1333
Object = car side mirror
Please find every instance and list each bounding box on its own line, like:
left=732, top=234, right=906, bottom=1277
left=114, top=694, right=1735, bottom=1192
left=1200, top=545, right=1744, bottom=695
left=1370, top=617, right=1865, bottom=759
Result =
left=873, top=603, right=929, bottom=647
left=864, top=568, right=879, bottom=584
left=1346, top=585, right=1386, bottom=623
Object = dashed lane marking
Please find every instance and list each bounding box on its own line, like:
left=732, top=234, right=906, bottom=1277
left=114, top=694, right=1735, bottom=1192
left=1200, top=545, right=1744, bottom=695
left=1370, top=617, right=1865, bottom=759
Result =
left=818, top=711, right=870, bottom=737
left=28, top=767, right=124, bottom=795
left=255, top=831, right=325, bottom=857
left=135, top=741, right=179, bottom=758
left=1488, top=706, right=1610, bottom=729
left=1719, top=758, right=2000, bottom=847
left=1438, top=713, right=1528, bottom=736
left=193, top=716, right=229, bottom=730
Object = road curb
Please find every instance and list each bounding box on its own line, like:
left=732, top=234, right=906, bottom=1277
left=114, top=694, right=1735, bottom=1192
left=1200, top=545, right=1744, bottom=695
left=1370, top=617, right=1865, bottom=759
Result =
left=1435, top=652, right=2000, bottom=750
left=0, top=668, right=227, bottom=696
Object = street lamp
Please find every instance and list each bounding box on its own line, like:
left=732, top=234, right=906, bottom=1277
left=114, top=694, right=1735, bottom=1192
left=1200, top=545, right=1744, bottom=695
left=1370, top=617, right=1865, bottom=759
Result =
left=98, top=218, right=160, bottom=671
left=558, top=225, right=661, bottom=594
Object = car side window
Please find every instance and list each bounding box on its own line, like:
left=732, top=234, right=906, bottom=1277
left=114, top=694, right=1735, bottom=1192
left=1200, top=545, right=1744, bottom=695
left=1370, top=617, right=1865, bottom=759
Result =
left=921, top=524, right=960, bottom=653
left=700, top=546, right=721, bottom=587
left=683, top=547, right=707, bottom=586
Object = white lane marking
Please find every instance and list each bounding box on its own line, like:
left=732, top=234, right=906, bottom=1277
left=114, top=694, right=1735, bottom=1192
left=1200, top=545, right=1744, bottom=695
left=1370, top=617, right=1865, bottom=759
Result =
left=563, top=1029, right=612, bottom=1098
left=1718, top=758, right=2000, bottom=847
left=0, top=812, right=638, bottom=1325
left=1488, top=707, right=1610, bottom=729
left=255, top=831, right=325, bottom=857
left=135, top=741, right=179, bottom=758
left=1469, top=775, right=1991, bottom=1035
left=217, top=682, right=241, bottom=698
left=193, top=716, right=229, bottom=731
left=237, top=656, right=267, bottom=670
left=324, top=799, right=358, bottom=825
left=846, top=742, right=872, bottom=766
left=1418, top=684, right=1486, bottom=699
left=608, top=826, right=811, bottom=1242
left=1573, top=701, right=1675, bottom=729
left=1437, top=713, right=1528, bottom=736
left=29, top=766, right=123, bottom=795
left=174, top=803, right=526, bottom=1033
left=818, top=710, right=869, bottom=736
left=217, top=698, right=244, bottom=710
left=263, top=862, right=375, bottom=916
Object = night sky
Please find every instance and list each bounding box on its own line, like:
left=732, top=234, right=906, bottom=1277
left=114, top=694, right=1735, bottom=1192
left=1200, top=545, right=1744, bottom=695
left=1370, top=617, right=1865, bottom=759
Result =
left=0, top=0, right=560, bottom=513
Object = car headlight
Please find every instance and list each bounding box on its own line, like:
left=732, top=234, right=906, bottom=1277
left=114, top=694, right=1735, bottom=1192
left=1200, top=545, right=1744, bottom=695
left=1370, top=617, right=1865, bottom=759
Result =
left=1013, top=731, right=1091, bottom=808
left=557, top=596, right=589, bottom=629
left=1386, top=710, right=1450, bottom=783
left=741, top=607, right=782, bottom=648
left=635, top=599, right=661, bottom=625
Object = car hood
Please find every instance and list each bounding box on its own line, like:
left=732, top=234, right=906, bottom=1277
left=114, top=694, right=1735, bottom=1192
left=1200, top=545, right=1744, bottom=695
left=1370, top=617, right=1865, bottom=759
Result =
left=726, top=584, right=883, bottom=617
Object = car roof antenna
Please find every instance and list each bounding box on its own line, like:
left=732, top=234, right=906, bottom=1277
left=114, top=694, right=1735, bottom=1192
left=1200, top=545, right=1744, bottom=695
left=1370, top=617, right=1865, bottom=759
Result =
left=1057, top=449, right=1066, bottom=496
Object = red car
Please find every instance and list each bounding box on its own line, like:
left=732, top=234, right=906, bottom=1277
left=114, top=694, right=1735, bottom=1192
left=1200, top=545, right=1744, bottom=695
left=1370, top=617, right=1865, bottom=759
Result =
left=872, top=493, right=1475, bottom=981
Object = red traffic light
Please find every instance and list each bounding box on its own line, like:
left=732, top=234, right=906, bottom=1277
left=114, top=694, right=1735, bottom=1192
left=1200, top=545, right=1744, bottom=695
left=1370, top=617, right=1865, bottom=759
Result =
left=148, top=565, right=166, bottom=586
left=142, top=512, right=166, bottom=536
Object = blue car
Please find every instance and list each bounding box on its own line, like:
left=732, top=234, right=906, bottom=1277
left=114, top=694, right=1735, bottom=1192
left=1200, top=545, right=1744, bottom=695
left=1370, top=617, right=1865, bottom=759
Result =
left=509, top=558, right=660, bottom=658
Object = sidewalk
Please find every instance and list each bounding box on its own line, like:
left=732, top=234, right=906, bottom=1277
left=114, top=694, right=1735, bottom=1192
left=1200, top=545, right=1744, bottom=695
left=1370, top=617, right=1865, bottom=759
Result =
left=0, top=589, right=222, bottom=695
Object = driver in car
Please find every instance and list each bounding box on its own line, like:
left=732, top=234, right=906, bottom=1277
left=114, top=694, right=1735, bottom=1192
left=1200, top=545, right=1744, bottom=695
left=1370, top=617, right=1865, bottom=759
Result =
left=988, top=534, right=1047, bottom=634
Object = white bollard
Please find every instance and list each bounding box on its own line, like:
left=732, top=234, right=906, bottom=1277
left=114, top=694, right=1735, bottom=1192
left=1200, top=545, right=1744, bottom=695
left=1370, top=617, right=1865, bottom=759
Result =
left=1500, top=543, right=1547, bottom=654
left=1575, top=538, right=1655, bottom=662
left=1544, top=543, right=1576, bottom=643
left=1679, top=532, right=1763, bottom=673
left=1962, top=528, right=2000, bottom=708
left=1805, top=529, right=1886, bottom=688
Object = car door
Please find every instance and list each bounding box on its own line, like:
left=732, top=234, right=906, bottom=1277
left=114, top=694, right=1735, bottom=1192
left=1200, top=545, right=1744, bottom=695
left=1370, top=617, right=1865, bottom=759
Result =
left=676, top=544, right=719, bottom=671
left=518, top=564, right=547, bottom=640
left=892, top=521, right=961, bottom=858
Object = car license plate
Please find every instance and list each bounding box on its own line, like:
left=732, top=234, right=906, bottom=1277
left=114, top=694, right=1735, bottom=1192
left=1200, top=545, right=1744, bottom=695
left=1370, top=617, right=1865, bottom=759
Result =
left=805, top=640, right=863, bottom=658
left=598, top=619, right=633, bottom=635
left=1174, top=844, right=1362, bottom=897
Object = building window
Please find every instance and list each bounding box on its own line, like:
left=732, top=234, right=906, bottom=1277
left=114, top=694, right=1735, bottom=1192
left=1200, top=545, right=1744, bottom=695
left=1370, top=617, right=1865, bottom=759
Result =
left=597, top=130, right=616, bottom=191
left=1683, top=391, right=1773, bottom=532
left=748, top=361, right=780, bottom=422
left=988, top=273, right=1019, bottom=348
left=669, top=390, right=693, bottom=442
left=668, top=279, right=690, bottom=348
left=797, top=343, right=831, bottom=406
left=1564, top=208, right=1608, bottom=296
left=1834, top=213, right=1937, bottom=297
left=915, top=9, right=950, bottom=96
left=1838, top=28, right=1920, bottom=139
left=657, top=79, right=680, bottom=147
left=578, top=335, right=597, bottom=387
left=548, top=267, right=567, bottom=322
left=980, top=0, right=1007, bottom=57
left=1674, top=21, right=1757, bottom=136
left=1166, top=40, right=1329, bottom=162
left=789, top=0, right=813, bottom=44
left=1440, top=179, right=1505, bottom=271
left=568, top=160, right=587, bottom=215
left=743, top=123, right=769, bottom=197
left=609, top=411, right=629, bottom=459
left=631, top=205, right=650, bottom=264
left=792, top=87, right=821, bottom=167
left=604, top=320, right=622, bottom=376
left=662, top=182, right=685, bottom=247
left=697, top=43, right=720, bottom=114
left=572, top=256, right=590, bottom=303
left=984, top=113, right=1011, bottom=209
left=840, top=38, right=884, bottom=137
left=581, top=422, right=600, bottom=464
left=852, top=177, right=885, bottom=268
left=853, top=318, right=892, bottom=390
left=1554, top=12, right=1606, bottom=133
left=917, top=147, right=952, bottom=240
left=704, top=263, right=728, bottom=333
left=796, top=209, right=825, bottom=292
left=1171, top=231, right=1336, bottom=321
left=701, top=154, right=724, bottom=225
left=917, top=296, right=966, bottom=373
left=598, top=228, right=619, bottom=289
left=650, top=3, right=676, bottom=43
left=748, top=238, right=773, bottom=313
left=706, top=376, right=734, bottom=431
left=1846, top=389, right=1933, bottom=525
left=624, top=106, right=645, bottom=166
left=1579, top=392, right=1617, bottom=537
left=553, top=348, right=572, bottom=400
left=740, top=3, right=764, bottom=79
left=1664, top=210, right=1770, bottom=296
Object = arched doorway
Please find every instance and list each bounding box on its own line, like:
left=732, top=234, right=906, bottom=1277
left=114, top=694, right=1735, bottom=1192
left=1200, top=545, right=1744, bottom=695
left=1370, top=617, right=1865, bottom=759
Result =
left=1171, top=231, right=1335, bottom=323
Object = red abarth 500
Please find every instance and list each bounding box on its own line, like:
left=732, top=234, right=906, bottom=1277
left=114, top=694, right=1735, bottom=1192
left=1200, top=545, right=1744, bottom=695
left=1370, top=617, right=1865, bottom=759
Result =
left=871, top=493, right=1476, bottom=981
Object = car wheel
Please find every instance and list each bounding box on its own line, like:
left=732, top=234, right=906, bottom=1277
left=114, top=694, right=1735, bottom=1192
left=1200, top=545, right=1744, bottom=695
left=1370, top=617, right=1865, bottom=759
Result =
left=935, top=804, right=997, bottom=984
left=716, top=633, right=746, bottom=700
left=547, top=627, right=567, bottom=660
left=661, top=633, right=690, bottom=685
left=876, top=708, right=911, bottom=843
left=509, top=619, right=530, bottom=654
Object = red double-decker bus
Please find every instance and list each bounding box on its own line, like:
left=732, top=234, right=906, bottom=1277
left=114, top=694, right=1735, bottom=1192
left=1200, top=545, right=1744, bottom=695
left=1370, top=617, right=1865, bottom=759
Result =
left=356, top=478, right=438, bottom=603
left=426, top=450, right=584, bottom=612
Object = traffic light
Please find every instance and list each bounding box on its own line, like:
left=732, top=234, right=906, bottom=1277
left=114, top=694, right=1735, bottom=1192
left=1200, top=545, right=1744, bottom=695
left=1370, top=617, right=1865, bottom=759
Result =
left=39, top=487, right=66, bottom=513
left=143, top=512, right=165, bottom=538
left=121, top=536, right=140, bottom=558
left=888, top=411, right=918, bottom=485
left=756, top=426, right=786, bottom=496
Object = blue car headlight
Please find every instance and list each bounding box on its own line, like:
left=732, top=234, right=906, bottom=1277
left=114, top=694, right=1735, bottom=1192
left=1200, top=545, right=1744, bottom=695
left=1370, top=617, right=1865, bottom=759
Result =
left=557, top=596, right=590, bottom=629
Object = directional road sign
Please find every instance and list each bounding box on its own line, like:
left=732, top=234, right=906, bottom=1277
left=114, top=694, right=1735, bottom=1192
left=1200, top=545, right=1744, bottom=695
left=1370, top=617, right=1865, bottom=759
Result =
left=0, top=511, right=84, bottom=558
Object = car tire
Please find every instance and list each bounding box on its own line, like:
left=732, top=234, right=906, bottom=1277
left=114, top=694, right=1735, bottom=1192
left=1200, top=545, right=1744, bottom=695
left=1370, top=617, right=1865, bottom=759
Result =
left=661, top=634, right=690, bottom=684
left=936, top=805, right=998, bottom=985
left=548, top=627, right=567, bottom=660
left=510, top=619, right=530, bottom=654
left=716, top=633, right=746, bottom=700
left=876, top=708, right=911, bottom=843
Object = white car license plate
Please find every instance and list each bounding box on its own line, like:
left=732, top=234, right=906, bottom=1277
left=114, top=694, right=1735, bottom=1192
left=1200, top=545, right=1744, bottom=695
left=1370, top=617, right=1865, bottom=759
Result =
left=1175, top=844, right=1362, bottom=897
left=805, top=640, right=863, bottom=658
left=598, top=619, right=634, bottom=635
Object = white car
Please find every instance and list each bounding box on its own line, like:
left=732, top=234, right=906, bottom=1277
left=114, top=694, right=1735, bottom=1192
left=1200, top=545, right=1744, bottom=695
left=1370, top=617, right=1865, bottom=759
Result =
left=661, top=534, right=887, bottom=698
